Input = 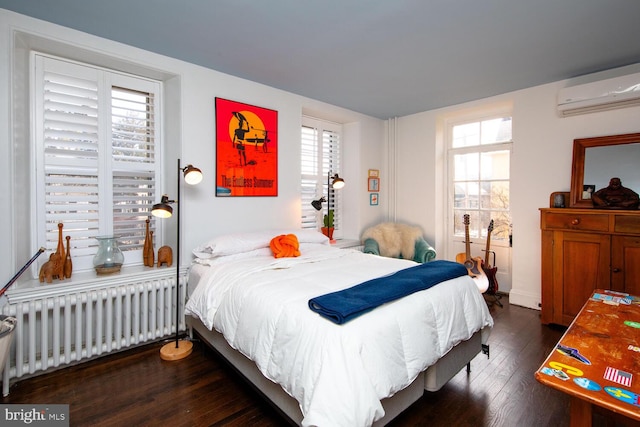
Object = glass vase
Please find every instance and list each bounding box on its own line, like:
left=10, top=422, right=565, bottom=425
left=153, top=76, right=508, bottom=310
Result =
left=93, top=236, right=124, bottom=275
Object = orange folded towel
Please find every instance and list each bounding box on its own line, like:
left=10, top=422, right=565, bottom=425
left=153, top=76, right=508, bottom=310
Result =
left=269, top=234, right=301, bottom=258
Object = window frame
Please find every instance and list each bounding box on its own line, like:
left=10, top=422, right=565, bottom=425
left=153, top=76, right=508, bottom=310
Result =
left=301, top=116, right=343, bottom=238
left=32, top=53, right=163, bottom=273
left=446, top=113, right=513, bottom=251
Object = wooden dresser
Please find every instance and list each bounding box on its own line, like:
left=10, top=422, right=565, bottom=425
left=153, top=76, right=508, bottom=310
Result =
left=540, top=208, right=640, bottom=326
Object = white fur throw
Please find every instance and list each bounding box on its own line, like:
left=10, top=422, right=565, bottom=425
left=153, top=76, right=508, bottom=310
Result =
left=361, top=222, right=423, bottom=260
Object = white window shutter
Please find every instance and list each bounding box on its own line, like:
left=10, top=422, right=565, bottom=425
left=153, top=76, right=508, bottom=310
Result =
left=34, top=55, right=160, bottom=272
left=301, top=118, right=343, bottom=236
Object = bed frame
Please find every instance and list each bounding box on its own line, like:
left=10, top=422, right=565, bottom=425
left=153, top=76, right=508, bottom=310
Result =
left=188, top=316, right=489, bottom=426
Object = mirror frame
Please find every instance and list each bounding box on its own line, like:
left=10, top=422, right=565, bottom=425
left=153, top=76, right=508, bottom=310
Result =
left=570, top=132, right=640, bottom=208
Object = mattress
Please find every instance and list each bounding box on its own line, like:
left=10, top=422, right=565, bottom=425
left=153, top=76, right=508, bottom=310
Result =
left=186, top=242, right=493, bottom=426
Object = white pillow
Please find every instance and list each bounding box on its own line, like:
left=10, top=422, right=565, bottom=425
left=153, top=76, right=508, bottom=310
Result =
left=192, top=229, right=328, bottom=258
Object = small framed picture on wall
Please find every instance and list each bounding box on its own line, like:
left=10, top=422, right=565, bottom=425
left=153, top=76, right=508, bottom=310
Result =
left=368, top=169, right=379, bottom=177
left=370, top=193, right=379, bottom=205
left=368, top=177, right=379, bottom=192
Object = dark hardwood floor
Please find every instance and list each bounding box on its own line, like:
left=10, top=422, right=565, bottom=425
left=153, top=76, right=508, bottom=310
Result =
left=1, top=295, right=576, bottom=426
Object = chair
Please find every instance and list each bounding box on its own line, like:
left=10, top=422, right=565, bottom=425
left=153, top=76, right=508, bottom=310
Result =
left=361, top=222, right=436, bottom=263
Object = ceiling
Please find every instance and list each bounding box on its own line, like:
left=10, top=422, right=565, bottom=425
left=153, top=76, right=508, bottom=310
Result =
left=2, top=0, right=640, bottom=119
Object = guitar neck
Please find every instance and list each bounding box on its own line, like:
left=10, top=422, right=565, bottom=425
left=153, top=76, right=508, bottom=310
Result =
left=484, top=235, right=491, bottom=266
left=484, top=220, right=494, bottom=267
left=464, top=227, right=471, bottom=259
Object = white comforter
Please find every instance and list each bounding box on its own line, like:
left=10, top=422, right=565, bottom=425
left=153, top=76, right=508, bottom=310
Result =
left=185, top=243, right=493, bottom=427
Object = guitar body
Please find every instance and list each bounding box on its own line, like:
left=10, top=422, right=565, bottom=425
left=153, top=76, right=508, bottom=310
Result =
left=456, top=214, right=489, bottom=293
left=482, top=219, right=499, bottom=295
left=483, top=265, right=499, bottom=295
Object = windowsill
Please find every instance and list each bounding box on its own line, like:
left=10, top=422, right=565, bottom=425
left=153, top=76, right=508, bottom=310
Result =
left=331, top=239, right=362, bottom=249
left=5, top=264, right=187, bottom=303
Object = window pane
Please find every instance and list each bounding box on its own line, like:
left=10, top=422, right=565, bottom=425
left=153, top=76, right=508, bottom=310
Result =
left=453, top=211, right=480, bottom=239
left=480, top=181, right=510, bottom=210
left=452, top=122, right=480, bottom=148
left=480, top=150, right=510, bottom=180
left=454, top=182, right=480, bottom=209
left=454, top=153, right=479, bottom=180
left=112, top=87, right=155, bottom=164
left=491, top=212, right=512, bottom=241
left=301, top=126, right=318, bottom=176
left=481, top=117, right=512, bottom=145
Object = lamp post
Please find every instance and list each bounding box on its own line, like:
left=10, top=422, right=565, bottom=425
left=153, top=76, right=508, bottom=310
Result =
left=312, top=172, right=345, bottom=241
left=152, top=158, right=202, bottom=361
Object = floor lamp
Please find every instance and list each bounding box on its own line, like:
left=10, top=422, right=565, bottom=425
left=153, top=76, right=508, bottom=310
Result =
left=311, top=172, right=345, bottom=236
left=152, top=158, right=202, bottom=361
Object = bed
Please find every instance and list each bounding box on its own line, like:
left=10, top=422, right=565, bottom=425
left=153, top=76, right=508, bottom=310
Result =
left=185, top=230, right=493, bottom=427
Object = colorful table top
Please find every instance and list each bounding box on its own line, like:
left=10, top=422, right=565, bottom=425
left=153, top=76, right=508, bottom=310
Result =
left=535, top=289, right=640, bottom=421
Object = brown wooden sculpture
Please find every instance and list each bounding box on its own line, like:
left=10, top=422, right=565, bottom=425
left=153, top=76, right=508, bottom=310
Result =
left=148, top=231, right=155, bottom=266
left=39, top=253, right=62, bottom=283
left=592, top=177, right=640, bottom=209
left=55, top=223, right=66, bottom=280
left=157, top=245, right=172, bottom=267
left=143, top=218, right=155, bottom=267
left=64, top=235, right=73, bottom=279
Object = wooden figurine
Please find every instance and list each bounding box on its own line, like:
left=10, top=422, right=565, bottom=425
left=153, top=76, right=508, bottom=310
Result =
left=64, top=235, right=73, bottom=279
left=592, top=177, right=640, bottom=209
left=157, top=245, right=173, bottom=267
left=148, top=231, right=155, bottom=266
left=55, top=223, right=66, bottom=280
left=39, top=253, right=62, bottom=283
left=143, top=218, right=155, bottom=267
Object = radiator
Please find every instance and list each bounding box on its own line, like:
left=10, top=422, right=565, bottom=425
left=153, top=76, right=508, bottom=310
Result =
left=0, top=269, right=185, bottom=396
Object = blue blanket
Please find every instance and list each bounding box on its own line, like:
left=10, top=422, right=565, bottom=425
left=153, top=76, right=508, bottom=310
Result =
left=308, top=260, right=468, bottom=324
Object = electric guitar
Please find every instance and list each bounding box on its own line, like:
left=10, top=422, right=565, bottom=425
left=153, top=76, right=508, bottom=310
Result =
left=456, top=214, right=489, bottom=293
left=483, top=220, right=499, bottom=295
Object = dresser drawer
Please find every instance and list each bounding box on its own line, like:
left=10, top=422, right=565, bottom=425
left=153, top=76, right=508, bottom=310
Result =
left=614, top=214, right=640, bottom=234
left=542, top=211, right=609, bottom=232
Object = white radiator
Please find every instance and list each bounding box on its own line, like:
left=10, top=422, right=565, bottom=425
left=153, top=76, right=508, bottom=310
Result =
left=0, top=268, right=185, bottom=396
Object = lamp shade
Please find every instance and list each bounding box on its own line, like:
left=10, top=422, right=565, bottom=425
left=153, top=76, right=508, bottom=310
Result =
left=151, top=195, right=174, bottom=218
left=311, top=197, right=326, bottom=211
left=331, top=174, right=345, bottom=189
left=151, top=194, right=174, bottom=218
left=183, top=165, right=203, bottom=185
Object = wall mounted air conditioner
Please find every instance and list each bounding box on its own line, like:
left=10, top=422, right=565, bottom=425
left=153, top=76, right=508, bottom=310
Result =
left=557, top=72, right=640, bottom=117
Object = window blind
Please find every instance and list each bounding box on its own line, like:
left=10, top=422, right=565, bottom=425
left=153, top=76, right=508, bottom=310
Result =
left=301, top=118, right=342, bottom=235
left=34, top=55, right=160, bottom=272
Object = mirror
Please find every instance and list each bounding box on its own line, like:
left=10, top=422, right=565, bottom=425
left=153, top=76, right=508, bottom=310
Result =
left=570, top=133, right=640, bottom=208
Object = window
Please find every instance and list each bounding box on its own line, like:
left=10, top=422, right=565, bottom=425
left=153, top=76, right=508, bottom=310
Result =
left=300, top=117, right=343, bottom=236
left=34, top=54, right=161, bottom=272
left=449, top=116, right=512, bottom=243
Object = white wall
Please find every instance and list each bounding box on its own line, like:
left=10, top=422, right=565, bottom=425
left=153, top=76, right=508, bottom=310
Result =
left=2, top=9, right=639, bottom=309
left=393, top=71, right=640, bottom=309
left=0, top=9, right=384, bottom=286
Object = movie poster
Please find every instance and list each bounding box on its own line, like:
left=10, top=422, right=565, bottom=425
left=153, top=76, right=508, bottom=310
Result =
left=215, top=98, right=278, bottom=197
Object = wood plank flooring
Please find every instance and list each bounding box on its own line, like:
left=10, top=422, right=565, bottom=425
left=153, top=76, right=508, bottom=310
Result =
left=0, top=296, right=577, bottom=426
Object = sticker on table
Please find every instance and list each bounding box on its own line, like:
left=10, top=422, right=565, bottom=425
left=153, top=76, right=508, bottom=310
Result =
left=540, top=367, right=570, bottom=381
left=593, top=293, right=614, bottom=302
left=624, top=320, right=640, bottom=329
left=556, top=344, right=591, bottom=365
left=574, top=377, right=601, bottom=391
left=604, top=386, right=640, bottom=407
left=592, top=293, right=629, bottom=306
left=604, top=290, right=629, bottom=297
left=604, top=366, right=633, bottom=387
left=549, top=361, right=583, bottom=377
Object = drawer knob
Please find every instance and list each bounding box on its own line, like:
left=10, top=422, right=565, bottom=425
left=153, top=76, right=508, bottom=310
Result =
left=571, top=218, right=580, bottom=225
left=612, top=268, right=621, bottom=273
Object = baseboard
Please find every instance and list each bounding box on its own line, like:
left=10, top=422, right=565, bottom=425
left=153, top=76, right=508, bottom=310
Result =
left=508, top=288, right=541, bottom=310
